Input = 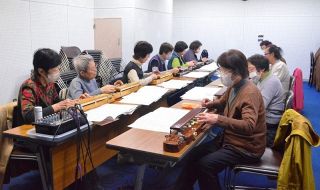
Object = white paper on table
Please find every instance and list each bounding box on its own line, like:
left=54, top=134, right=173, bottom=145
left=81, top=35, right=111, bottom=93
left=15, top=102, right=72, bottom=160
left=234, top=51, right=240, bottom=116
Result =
left=183, top=71, right=210, bottom=78
left=85, top=104, right=138, bottom=122
left=129, top=107, right=190, bottom=133
left=119, top=86, right=169, bottom=105
left=196, top=62, right=218, bottom=72
left=157, top=79, right=193, bottom=89
left=181, top=87, right=221, bottom=101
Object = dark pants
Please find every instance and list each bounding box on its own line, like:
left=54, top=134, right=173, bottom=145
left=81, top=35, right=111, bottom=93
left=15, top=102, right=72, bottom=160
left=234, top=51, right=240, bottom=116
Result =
left=266, top=123, right=279, bottom=147
left=175, top=139, right=259, bottom=190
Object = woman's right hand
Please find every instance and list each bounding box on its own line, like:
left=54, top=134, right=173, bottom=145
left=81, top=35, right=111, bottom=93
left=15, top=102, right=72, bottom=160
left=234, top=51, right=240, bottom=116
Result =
left=171, top=68, right=180, bottom=74
left=100, top=85, right=116, bottom=94
left=114, top=80, right=124, bottom=86
left=52, top=99, right=77, bottom=112
left=201, top=98, right=212, bottom=108
left=187, top=61, right=195, bottom=67
left=79, top=93, right=91, bottom=99
left=150, top=73, right=159, bottom=80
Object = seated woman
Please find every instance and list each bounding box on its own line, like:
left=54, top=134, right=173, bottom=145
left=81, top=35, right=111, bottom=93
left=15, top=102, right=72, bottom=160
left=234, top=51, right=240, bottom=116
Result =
left=183, top=40, right=208, bottom=63
left=147, top=42, right=179, bottom=74
left=18, top=48, right=76, bottom=124
left=167, top=41, right=195, bottom=69
left=175, top=50, right=266, bottom=190
left=67, top=54, right=118, bottom=99
left=264, top=45, right=290, bottom=92
left=248, top=54, right=285, bottom=147
left=122, top=41, right=158, bottom=85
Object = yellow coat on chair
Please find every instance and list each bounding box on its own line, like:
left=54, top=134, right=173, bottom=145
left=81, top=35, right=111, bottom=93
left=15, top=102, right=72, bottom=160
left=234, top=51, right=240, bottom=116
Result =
left=273, top=109, right=320, bottom=190
left=0, top=102, right=17, bottom=190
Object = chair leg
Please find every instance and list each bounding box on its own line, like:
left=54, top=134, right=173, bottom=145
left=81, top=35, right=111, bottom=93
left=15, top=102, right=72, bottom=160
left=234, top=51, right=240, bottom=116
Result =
left=224, top=168, right=232, bottom=190
left=225, top=168, right=238, bottom=190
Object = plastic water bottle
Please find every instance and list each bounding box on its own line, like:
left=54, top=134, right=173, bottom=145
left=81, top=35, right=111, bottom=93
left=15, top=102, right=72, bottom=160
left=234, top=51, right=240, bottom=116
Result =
left=34, top=106, right=43, bottom=122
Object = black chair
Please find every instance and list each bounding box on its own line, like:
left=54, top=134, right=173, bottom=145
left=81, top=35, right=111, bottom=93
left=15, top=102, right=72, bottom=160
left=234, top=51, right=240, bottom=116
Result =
left=55, top=70, right=78, bottom=92
left=225, top=148, right=282, bottom=190
left=284, top=90, right=294, bottom=110
left=109, top=57, right=124, bottom=74
left=82, top=50, right=102, bottom=67
left=60, top=46, right=81, bottom=71
left=5, top=104, right=48, bottom=190
left=289, top=75, right=295, bottom=92
left=309, top=52, right=315, bottom=86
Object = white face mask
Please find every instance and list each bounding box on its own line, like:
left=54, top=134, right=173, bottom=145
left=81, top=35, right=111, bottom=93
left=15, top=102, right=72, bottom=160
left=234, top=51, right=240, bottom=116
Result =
left=249, top=71, right=257, bottom=79
left=47, top=72, right=60, bottom=83
left=253, top=71, right=263, bottom=84
left=220, top=72, right=233, bottom=87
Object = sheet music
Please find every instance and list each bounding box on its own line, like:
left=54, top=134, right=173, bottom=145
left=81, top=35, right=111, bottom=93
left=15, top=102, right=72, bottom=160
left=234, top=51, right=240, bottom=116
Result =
left=129, top=107, right=190, bottom=133
left=85, top=104, right=138, bottom=122
left=119, top=86, right=169, bottom=105
left=196, top=62, right=218, bottom=72
left=183, top=71, right=210, bottom=78
left=181, top=87, right=221, bottom=101
left=157, top=79, right=193, bottom=89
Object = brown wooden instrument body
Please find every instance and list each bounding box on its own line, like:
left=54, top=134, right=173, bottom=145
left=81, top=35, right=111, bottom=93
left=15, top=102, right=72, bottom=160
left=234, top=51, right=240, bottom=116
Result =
left=113, top=82, right=140, bottom=99
left=150, top=72, right=173, bottom=85
left=79, top=82, right=140, bottom=111
left=164, top=108, right=206, bottom=152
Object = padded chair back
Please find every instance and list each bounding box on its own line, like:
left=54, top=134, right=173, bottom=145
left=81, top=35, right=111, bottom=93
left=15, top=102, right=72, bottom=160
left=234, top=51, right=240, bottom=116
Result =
left=313, top=48, right=320, bottom=87
left=309, top=52, right=315, bottom=86
left=289, top=76, right=295, bottom=92
left=285, top=90, right=294, bottom=111
left=59, top=88, right=69, bottom=100
left=110, top=58, right=123, bottom=73
left=60, top=46, right=81, bottom=71
left=0, top=102, right=17, bottom=189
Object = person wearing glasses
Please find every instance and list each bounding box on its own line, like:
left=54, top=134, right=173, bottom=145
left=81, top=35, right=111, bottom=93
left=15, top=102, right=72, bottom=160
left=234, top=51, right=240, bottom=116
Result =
left=260, top=40, right=286, bottom=64
left=264, top=45, right=290, bottom=92
left=67, top=54, right=119, bottom=99
left=175, top=49, right=266, bottom=190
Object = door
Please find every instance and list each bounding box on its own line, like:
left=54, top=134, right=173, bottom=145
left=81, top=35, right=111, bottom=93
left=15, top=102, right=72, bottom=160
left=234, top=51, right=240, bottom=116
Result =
left=94, top=18, right=122, bottom=58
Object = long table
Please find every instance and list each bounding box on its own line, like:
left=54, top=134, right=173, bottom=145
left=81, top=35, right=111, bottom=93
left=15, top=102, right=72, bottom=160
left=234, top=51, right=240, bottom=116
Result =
left=105, top=80, right=224, bottom=190
left=3, top=70, right=217, bottom=190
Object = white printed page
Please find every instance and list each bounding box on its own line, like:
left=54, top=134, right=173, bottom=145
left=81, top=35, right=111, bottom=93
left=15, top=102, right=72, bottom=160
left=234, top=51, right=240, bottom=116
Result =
left=129, top=107, right=190, bottom=133
left=157, top=79, right=193, bottom=90
left=181, top=87, right=221, bottom=101
left=119, top=86, right=169, bottom=105
left=85, top=104, right=138, bottom=122
left=183, top=71, right=210, bottom=78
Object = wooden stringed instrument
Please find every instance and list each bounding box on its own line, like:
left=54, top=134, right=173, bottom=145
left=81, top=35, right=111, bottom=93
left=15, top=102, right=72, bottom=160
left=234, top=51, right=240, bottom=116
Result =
left=163, top=107, right=207, bottom=152
left=150, top=72, right=173, bottom=85
left=79, top=82, right=140, bottom=111
left=113, top=82, right=140, bottom=99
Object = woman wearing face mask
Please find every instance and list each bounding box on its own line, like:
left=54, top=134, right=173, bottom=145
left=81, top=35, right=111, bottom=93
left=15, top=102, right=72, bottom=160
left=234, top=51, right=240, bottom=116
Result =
left=248, top=54, right=285, bottom=147
left=17, top=48, right=77, bottom=124
left=175, top=50, right=266, bottom=190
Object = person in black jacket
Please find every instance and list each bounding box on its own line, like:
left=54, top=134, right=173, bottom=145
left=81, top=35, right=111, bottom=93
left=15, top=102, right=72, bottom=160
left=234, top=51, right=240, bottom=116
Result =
left=123, top=41, right=158, bottom=85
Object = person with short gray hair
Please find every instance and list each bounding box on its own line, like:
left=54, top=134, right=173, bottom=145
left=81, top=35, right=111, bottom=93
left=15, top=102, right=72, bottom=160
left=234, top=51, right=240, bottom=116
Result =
left=67, top=54, right=118, bottom=99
